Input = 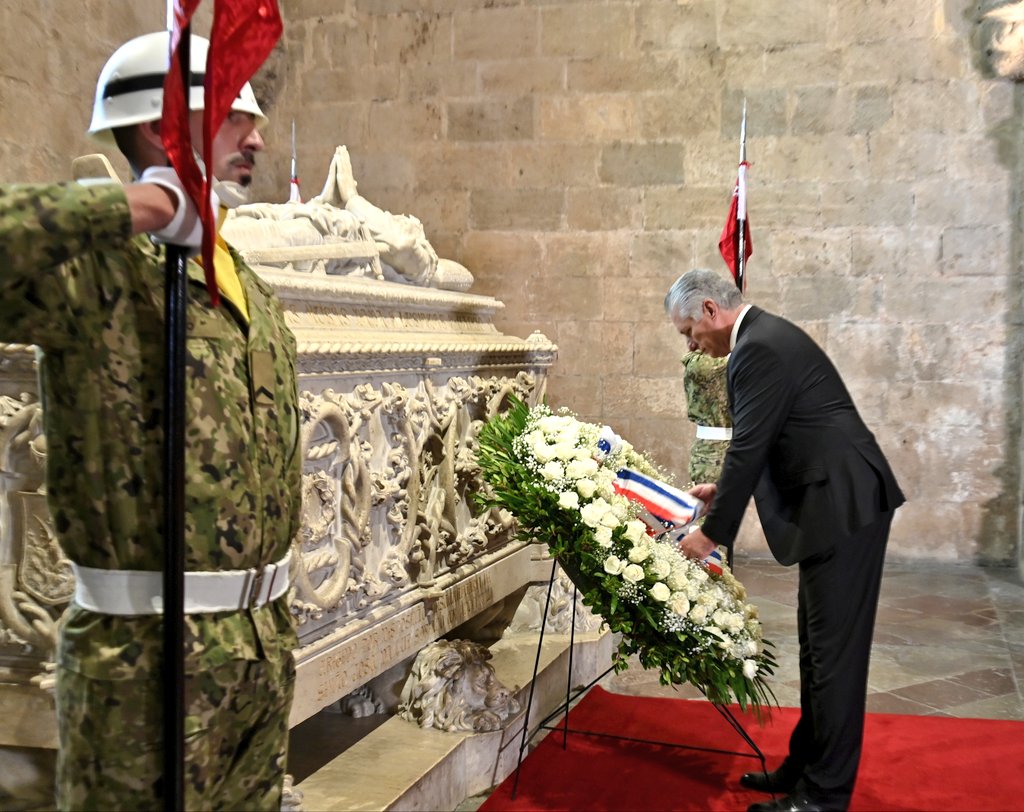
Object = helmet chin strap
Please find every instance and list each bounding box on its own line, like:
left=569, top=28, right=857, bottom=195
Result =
left=213, top=180, right=250, bottom=209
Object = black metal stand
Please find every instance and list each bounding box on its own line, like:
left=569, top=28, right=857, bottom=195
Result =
left=509, top=558, right=769, bottom=801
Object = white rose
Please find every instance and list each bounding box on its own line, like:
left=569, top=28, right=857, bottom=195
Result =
left=688, top=604, right=708, bottom=624
left=650, top=582, right=671, bottom=602
left=576, top=478, right=597, bottom=499
left=622, top=564, right=645, bottom=583
left=604, top=555, right=625, bottom=575
left=567, top=458, right=600, bottom=479
left=552, top=441, right=577, bottom=461
left=627, top=543, right=651, bottom=563
left=669, top=593, right=691, bottom=616
left=594, top=526, right=614, bottom=548
left=622, top=520, right=646, bottom=544
left=746, top=639, right=762, bottom=657
left=532, top=443, right=556, bottom=464
left=743, top=659, right=758, bottom=679
left=537, top=415, right=566, bottom=434
left=540, top=461, right=564, bottom=481
left=557, top=491, right=580, bottom=510
left=580, top=499, right=611, bottom=528
left=600, top=508, right=622, bottom=528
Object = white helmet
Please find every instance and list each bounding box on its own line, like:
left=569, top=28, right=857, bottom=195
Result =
left=88, top=31, right=268, bottom=143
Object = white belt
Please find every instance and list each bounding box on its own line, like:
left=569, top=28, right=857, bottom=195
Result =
left=71, top=552, right=293, bottom=616
left=695, top=425, right=732, bottom=441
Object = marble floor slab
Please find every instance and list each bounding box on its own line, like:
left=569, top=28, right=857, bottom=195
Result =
left=603, top=557, right=1024, bottom=719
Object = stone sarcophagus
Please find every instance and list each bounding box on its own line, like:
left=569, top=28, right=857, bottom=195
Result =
left=0, top=155, right=557, bottom=758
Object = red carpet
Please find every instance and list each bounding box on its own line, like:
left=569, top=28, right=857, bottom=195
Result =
left=483, top=685, right=1024, bottom=811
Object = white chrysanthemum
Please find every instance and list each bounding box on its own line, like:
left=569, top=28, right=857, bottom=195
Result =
left=649, top=557, right=671, bottom=580
left=604, top=555, right=625, bottom=575
left=622, top=564, right=645, bottom=583
left=666, top=569, right=689, bottom=591
left=557, top=491, right=580, bottom=510
left=668, top=592, right=691, bottom=616
left=594, top=468, right=616, bottom=491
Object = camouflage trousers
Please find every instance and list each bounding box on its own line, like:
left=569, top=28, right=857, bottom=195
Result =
left=56, top=653, right=295, bottom=811
left=688, top=438, right=730, bottom=486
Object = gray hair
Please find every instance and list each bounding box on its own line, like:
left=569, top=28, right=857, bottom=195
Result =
left=664, top=268, right=743, bottom=321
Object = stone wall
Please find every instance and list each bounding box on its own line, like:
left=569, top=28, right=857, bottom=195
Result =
left=2, top=0, right=1022, bottom=564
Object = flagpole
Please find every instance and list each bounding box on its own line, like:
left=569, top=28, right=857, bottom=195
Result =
left=735, top=98, right=748, bottom=293
left=163, top=4, right=188, bottom=810
left=289, top=118, right=301, bottom=203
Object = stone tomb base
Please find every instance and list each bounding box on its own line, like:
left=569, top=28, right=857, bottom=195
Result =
left=292, top=627, right=614, bottom=811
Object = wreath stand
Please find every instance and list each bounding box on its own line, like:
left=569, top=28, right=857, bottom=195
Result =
left=508, top=558, right=770, bottom=801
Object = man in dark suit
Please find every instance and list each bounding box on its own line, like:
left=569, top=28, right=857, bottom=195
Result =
left=664, top=268, right=905, bottom=812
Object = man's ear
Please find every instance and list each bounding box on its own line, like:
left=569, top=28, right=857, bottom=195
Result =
left=702, top=299, right=718, bottom=320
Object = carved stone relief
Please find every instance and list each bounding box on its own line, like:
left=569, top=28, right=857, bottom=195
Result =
left=507, top=566, right=605, bottom=636
left=289, top=371, right=538, bottom=645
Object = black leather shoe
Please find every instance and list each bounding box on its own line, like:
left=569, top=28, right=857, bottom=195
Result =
left=747, top=794, right=827, bottom=812
left=740, top=767, right=800, bottom=794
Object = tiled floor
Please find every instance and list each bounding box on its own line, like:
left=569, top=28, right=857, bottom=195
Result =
left=603, top=557, right=1024, bottom=721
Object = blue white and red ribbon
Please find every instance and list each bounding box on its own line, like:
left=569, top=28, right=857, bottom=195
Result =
left=613, top=467, right=703, bottom=530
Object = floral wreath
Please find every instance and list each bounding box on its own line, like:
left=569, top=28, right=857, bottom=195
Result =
left=475, top=397, right=777, bottom=712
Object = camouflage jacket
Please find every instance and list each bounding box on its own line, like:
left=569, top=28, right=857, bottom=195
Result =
left=682, top=351, right=731, bottom=429
left=0, top=182, right=300, bottom=679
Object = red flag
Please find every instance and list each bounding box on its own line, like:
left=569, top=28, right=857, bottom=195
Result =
left=718, top=160, right=752, bottom=290
left=163, top=0, right=283, bottom=306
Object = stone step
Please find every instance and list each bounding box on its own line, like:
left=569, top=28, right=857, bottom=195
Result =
left=294, top=628, right=614, bottom=811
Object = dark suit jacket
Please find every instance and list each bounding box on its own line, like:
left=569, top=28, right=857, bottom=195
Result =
left=700, top=307, right=904, bottom=565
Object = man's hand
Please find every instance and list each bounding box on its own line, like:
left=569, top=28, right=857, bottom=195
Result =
left=688, top=482, right=717, bottom=510
left=678, top=526, right=717, bottom=561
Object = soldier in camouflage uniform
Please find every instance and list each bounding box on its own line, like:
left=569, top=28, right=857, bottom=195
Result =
left=0, top=33, right=300, bottom=810
left=682, top=349, right=732, bottom=486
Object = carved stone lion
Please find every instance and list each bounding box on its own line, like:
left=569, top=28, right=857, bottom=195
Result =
left=397, top=639, right=520, bottom=732
left=981, top=1, right=1024, bottom=79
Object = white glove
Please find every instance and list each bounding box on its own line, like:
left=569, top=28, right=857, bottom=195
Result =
left=139, top=166, right=220, bottom=252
